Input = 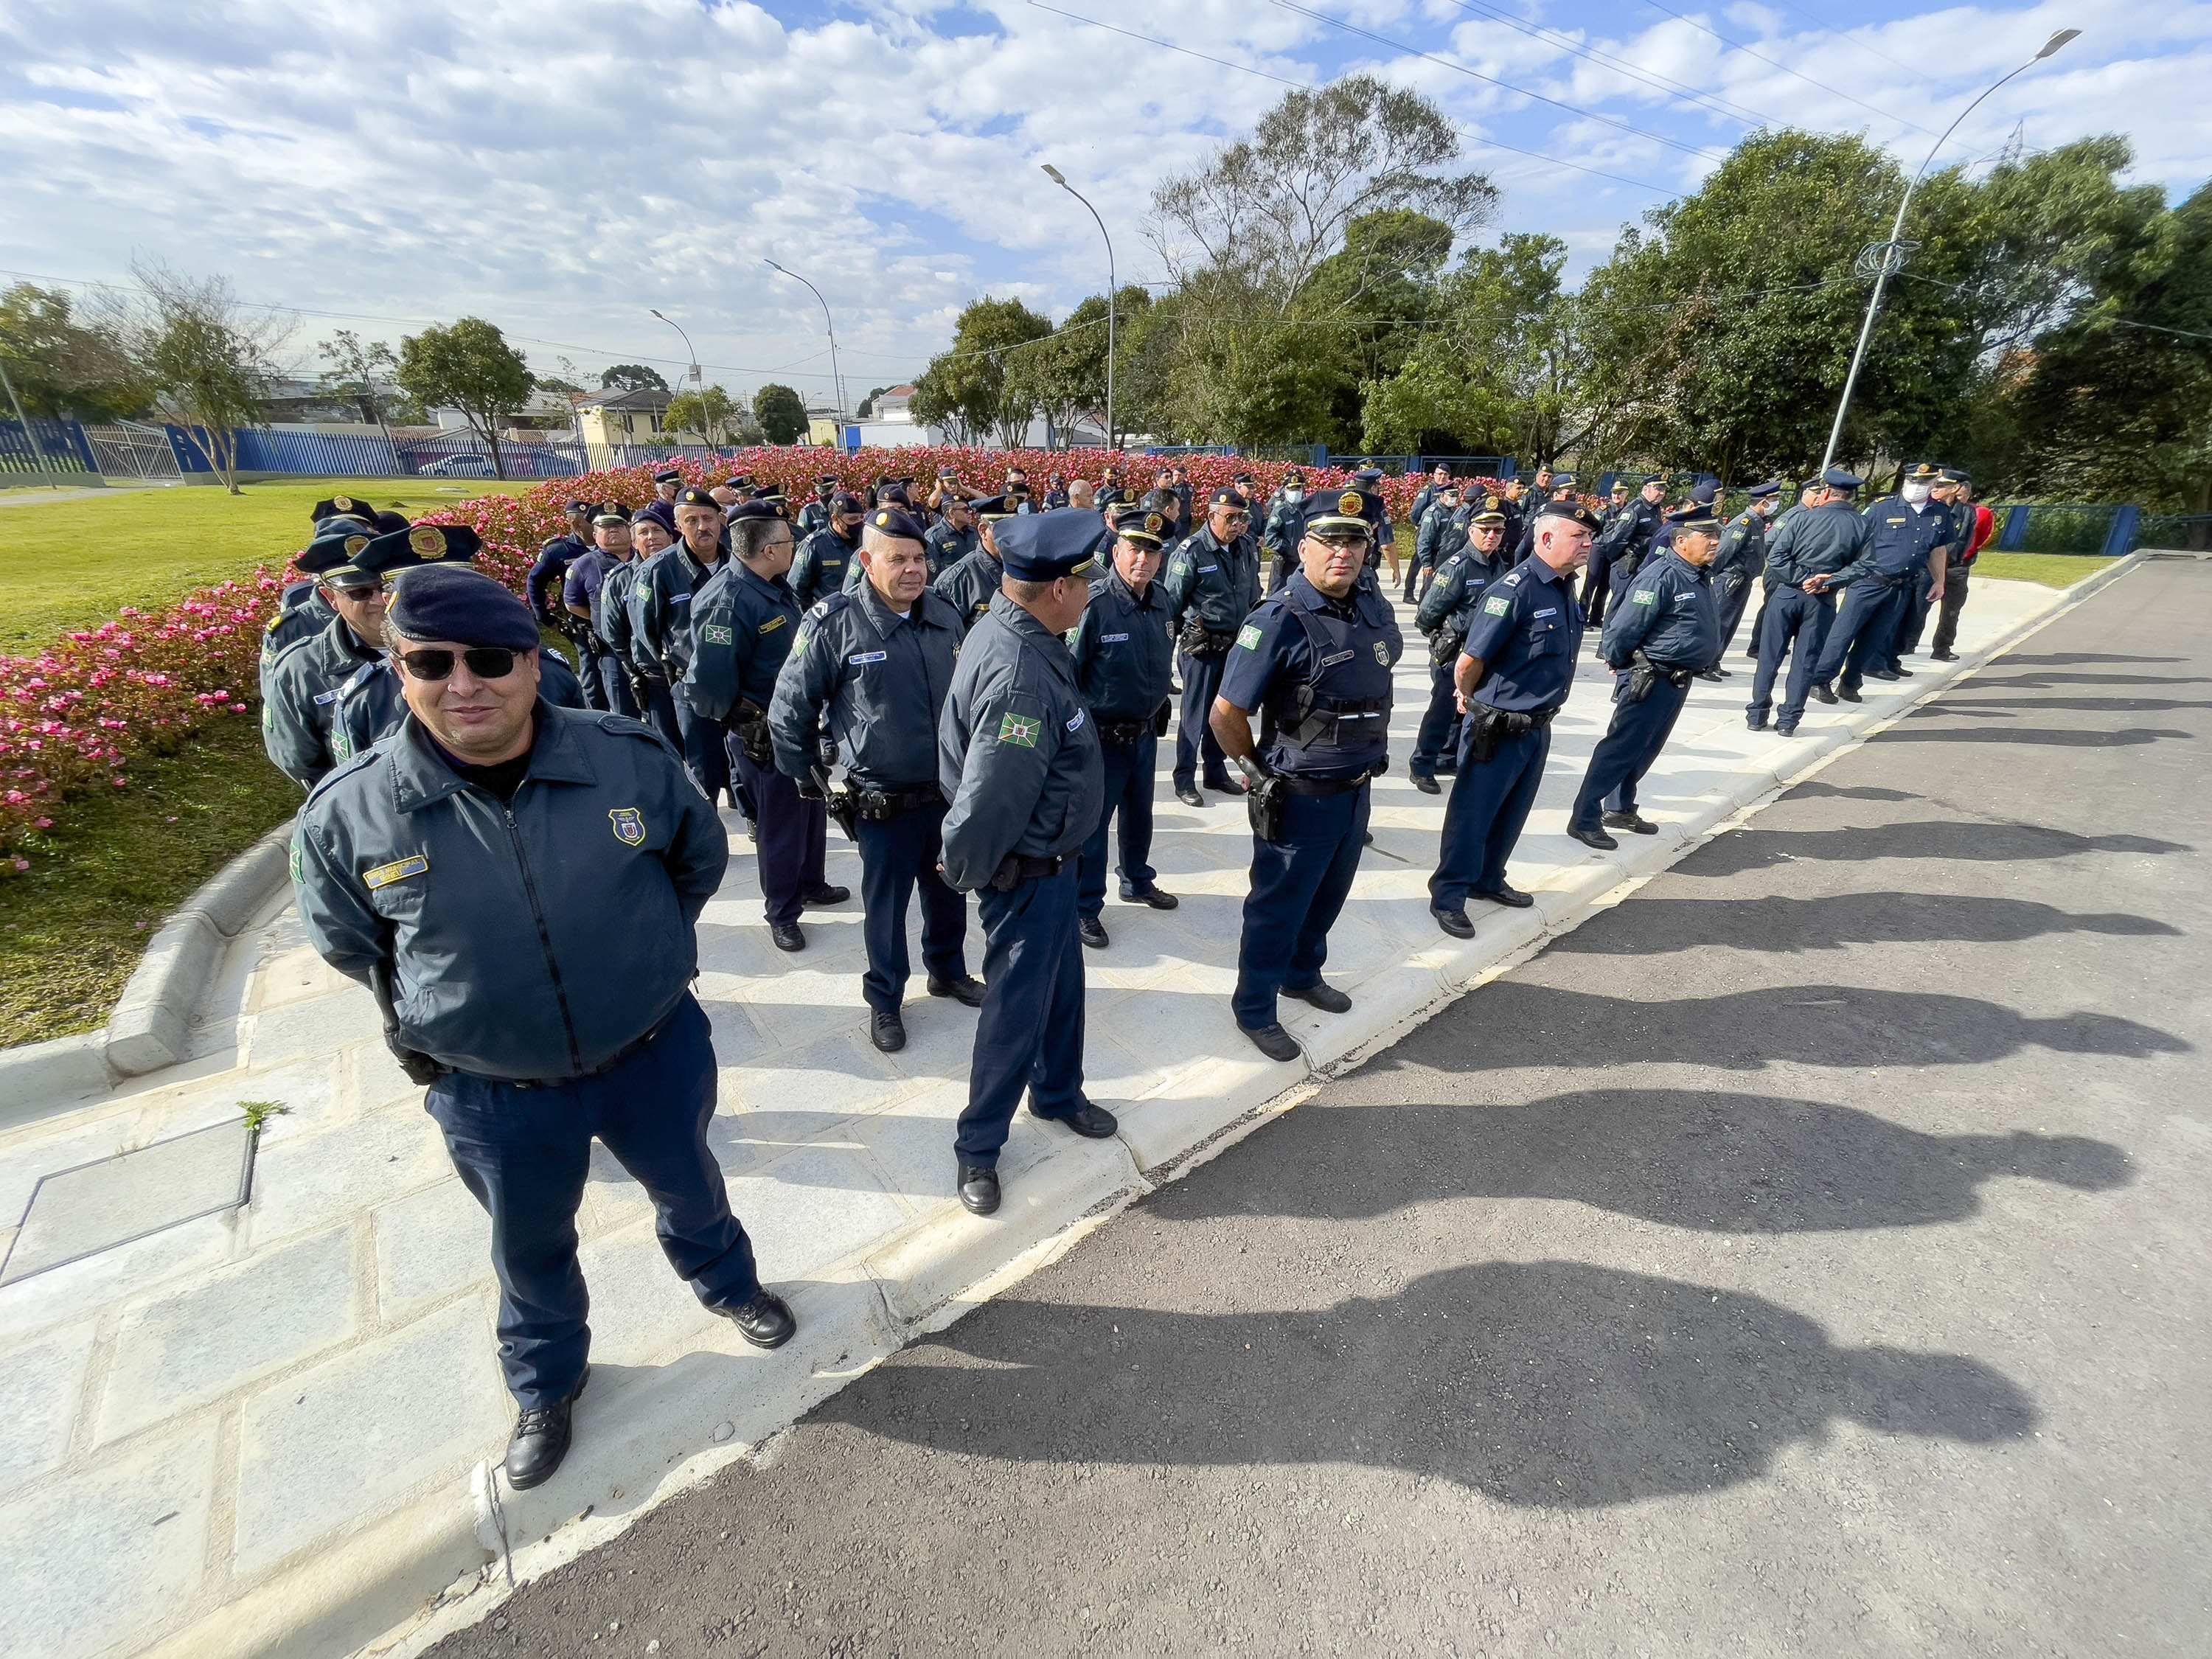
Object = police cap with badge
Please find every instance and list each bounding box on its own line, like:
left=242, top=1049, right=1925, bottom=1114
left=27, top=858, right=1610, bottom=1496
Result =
left=311, top=493, right=376, bottom=526
left=653, top=467, right=684, bottom=487
left=970, top=494, right=1018, bottom=524
left=1209, top=485, right=1252, bottom=519
left=1112, top=502, right=1175, bottom=551
left=992, top=509, right=1100, bottom=581
left=354, top=523, right=484, bottom=585
left=672, top=486, right=721, bottom=510
left=1472, top=494, right=1507, bottom=527
left=868, top=505, right=930, bottom=540
left=1303, top=486, right=1378, bottom=539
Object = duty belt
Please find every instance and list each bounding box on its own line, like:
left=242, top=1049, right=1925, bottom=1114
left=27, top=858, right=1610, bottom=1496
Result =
left=1097, top=717, right=1149, bottom=746
left=501, top=1006, right=680, bottom=1089
left=854, top=784, right=945, bottom=821
left=987, top=851, right=1065, bottom=891
left=1280, top=771, right=1377, bottom=796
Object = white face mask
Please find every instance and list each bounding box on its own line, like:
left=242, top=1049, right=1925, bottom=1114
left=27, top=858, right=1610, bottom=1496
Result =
left=1284, top=489, right=1304, bottom=502
left=1902, top=481, right=1932, bottom=504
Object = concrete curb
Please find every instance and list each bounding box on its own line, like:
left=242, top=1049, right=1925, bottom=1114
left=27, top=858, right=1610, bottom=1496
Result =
left=0, top=824, right=295, bottom=1124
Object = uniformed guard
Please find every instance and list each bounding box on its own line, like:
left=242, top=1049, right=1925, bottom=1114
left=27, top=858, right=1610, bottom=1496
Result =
left=1211, top=486, right=1402, bottom=1062
left=602, top=512, right=675, bottom=742
left=1565, top=503, right=1725, bottom=847
left=332, top=605, right=585, bottom=768
left=1043, top=473, right=1071, bottom=510
left=1345, top=467, right=1399, bottom=594
left=1161, top=486, right=1262, bottom=805
left=789, top=490, right=864, bottom=608
left=768, top=506, right=983, bottom=1053
left=1260, top=470, right=1308, bottom=592
left=1407, top=481, right=1464, bottom=605
left=1808, top=462, right=1948, bottom=703
left=561, top=506, right=636, bottom=717
left=931, top=496, right=1013, bottom=632
left=923, top=495, right=981, bottom=579
left=291, top=564, right=796, bottom=1493
left=633, top=487, right=748, bottom=818
left=1514, top=471, right=1577, bottom=562
left=529, top=501, right=594, bottom=630
left=1068, top=504, right=1180, bottom=948
left=1096, top=463, right=1126, bottom=510
left=1746, top=466, right=1872, bottom=735
left=1428, top=498, right=1599, bottom=936
left=1408, top=497, right=1509, bottom=793
left=1927, top=469, right=1990, bottom=661
left=795, top=473, right=840, bottom=538
left=1408, top=463, right=1453, bottom=547
left=264, top=522, right=484, bottom=789
left=936, top=509, right=1113, bottom=1215
left=259, top=499, right=373, bottom=698
left=641, top=467, right=684, bottom=536
left=1706, top=481, right=1781, bottom=677
left=1894, top=462, right=1965, bottom=662
left=1745, top=479, right=1826, bottom=660
left=1581, top=473, right=1662, bottom=627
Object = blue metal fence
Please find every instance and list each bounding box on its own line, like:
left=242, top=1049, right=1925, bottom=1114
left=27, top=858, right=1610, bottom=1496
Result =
left=0, top=418, right=96, bottom=474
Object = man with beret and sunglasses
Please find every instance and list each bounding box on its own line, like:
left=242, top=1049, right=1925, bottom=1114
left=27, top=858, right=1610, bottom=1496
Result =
left=292, top=563, right=796, bottom=1495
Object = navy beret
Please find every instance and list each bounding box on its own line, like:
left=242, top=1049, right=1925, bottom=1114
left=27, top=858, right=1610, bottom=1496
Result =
left=1689, top=480, right=1719, bottom=503
left=866, top=505, right=929, bottom=541
left=372, top=511, right=410, bottom=534
left=1209, top=487, right=1250, bottom=511
left=995, top=509, right=1102, bottom=580
left=728, top=501, right=786, bottom=526
left=386, top=565, right=540, bottom=650
left=1673, top=504, right=1722, bottom=532
left=830, top=491, right=865, bottom=513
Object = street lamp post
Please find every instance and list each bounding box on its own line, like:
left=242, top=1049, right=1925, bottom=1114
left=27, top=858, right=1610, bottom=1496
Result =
left=1042, top=164, right=1116, bottom=453
left=1818, top=27, right=2079, bottom=479
left=763, top=260, right=846, bottom=428
left=648, top=308, right=704, bottom=451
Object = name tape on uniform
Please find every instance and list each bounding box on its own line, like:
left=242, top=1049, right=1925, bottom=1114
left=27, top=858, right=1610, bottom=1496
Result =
left=362, top=853, right=429, bottom=890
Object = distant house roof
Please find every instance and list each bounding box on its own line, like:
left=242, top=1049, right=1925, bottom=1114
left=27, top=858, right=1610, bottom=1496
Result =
left=574, top=386, right=673, bottom=411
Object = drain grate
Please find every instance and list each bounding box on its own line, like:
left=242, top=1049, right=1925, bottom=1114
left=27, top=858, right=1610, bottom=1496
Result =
left=1, top=1118, right=257, bottom=1285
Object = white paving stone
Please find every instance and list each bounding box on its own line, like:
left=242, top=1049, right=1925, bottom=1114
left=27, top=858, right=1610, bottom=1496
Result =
left=0, top=1318, right=97, bottom=1493
left=372, top=1178, right=490, bottom=1321
left=97, top=1226, right=357, bottom=1443
left=245, top=1105, right=450, bottom=1247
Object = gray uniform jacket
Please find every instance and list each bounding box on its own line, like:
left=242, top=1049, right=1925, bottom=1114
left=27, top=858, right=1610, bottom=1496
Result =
left=331, top=649, right=585, bottom=767
left=789, top=526, right=860, bottom=610
left=264, top=615, right=385, bottom=789
left=260, top=583, right=334, bottom=705
left=1161, top=525, right=1262, bottom=640
left=1416, top=540, right=1509, bottom=639
left=631, top=541, right=727, bottom=681
left=931, top=546, right=1004, bottom=633
left=1599, top=549, right=1722, bottom=672
left=1711, top=509, right=1770, bottom=592
left=1067, top=569, right=1174, bottom=722
left=925, top=521, right=978, bottom=579
left=937, top=593, right=1105, bottom=891
left=291, top=706, right=728, bottom=1081
left=768, top=580, right=966, bottom=788
left=1764, top=501, right=1874, bottom=591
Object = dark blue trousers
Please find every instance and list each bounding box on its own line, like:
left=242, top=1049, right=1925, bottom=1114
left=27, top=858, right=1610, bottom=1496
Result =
left=1430, top=724, right=1550, bottom=909
left=1410, top=658, right=1463, bottom=779
left=1078, top=731, right=1158, bottom=919
left=1896, top=563, right=1937, bottom=656
left=1811, top=577, right=1905, bottom=692
left=583, top=644, right=636, bottom=718
left=1570, top=674, right=1691, bottom=830
left=1233, top=784, right=1368, bottom=1030
left=735, top=753, right=824, bottom=926
left=1580, top=549, right=1617, bottom=633
left=959, top=864, right=1088, bottom=1167
left=570, top=639, right=612, bottom=712
left=1173, top=647, right=1234, bottom=787
left=1747, top=587, right=1834, bottom=726
left=672, top=682, right=750, bottom=816
left=638, top=675, right=682, bottom=753
left=426, top=995, right=756, bottom=1410
left=855, top=803, right=968, bottom=1013
left=1716, top=572, right=1755, bottom=654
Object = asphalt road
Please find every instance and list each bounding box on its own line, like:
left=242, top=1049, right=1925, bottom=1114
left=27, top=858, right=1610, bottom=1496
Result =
left=437, top=560, right=2210, bottom=1658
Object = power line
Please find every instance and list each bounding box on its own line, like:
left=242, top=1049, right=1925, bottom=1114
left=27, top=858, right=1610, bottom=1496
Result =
left=1632, top=0, right=1935, bottom=138
left=1758, top=0, right=1923, bottom=80
left=1263, top=0, right=1728, bottom=161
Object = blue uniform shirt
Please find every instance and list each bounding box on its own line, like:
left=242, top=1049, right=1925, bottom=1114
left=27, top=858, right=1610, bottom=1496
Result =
left=631, top=541, right=728, bottom=681
left=1067, top=567, right=1174, bottom=721
left=1416, top=537, right=1509, bottom=637
left=686, top=558, right=804, bottom=722
left=1599, top=549, right=1722, bottom=671
left=931, top=546, right=1004, bottom=633
left=937, top=592, right=1105, bottom=890
left=1862, top=494, right=1951, bottom=580
left=528, top=533, right=587, bottom=625
left=1220, top=572, right=1403, bottom=779
left=1458, top=555, right=1585, bottom=713
left=1161, top=524, right=1263, bottom=638
left=790, top=524, right=860, bottom=608
left=768, top=579, right=965, bottom=788
left=292, top=705, right=727, bottom=1081
left=1764, top=499, right=1874, bottom=590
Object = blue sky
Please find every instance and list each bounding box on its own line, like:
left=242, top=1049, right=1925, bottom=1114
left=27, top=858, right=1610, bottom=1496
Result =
left=1, top=0, right=2204, bottom=407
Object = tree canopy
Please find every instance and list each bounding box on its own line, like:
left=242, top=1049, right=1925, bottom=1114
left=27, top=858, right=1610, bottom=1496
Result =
left=396, top=317, right=532, bottom=478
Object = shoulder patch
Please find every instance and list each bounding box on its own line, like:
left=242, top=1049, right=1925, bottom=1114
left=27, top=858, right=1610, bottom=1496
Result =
left=1236, top=622, right=1264, bottom=651
left=996, top=711, right=1040, bottom=748
left=700, top=623, right=734, bottom=645
left=1482, top=595, right=1511, bottom=616
left=1632, top=589, right=1658, bottom=605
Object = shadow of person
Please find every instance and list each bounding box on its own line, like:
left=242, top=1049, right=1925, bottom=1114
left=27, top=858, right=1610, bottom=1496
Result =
left=1548, top=892, right=2180, bottom=957
left=1787, top=781, right=1918, bottom=801
left=1683, top=820, right=2191, bottom=878
left=1880, top=725, right=2194, bottom=748
left=1921, top=695, right=2212, bottom=716
left=1145, top=1089, right=2133, bottom=1232
left=817, top=1262, right=2037, bottom=1508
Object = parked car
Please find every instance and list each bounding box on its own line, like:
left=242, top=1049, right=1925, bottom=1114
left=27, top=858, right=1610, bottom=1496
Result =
left=420, top=454, right=496, bottom=477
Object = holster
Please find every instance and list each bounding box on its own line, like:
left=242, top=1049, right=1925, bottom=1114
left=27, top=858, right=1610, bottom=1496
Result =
left=369, top=961, right=447, bottom=1086
left=1625, top=657, right=1660, bottom=704
left=1246, top=773, right=1287, bottom=842
left=732, top=702, right=773, bottom=765
left=1152, top=698, right=1172, bottom=739
left=1427, top=627, right=1465, bottom=667
left=810, top=766, right=860, bottom=840
left=1179, top=618, right=1235, bottom=658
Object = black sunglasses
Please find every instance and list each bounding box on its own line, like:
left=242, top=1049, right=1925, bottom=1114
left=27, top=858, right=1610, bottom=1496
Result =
left=398, top=647, right=525, bottom=681
left=330, top=582, right=382, bottom=601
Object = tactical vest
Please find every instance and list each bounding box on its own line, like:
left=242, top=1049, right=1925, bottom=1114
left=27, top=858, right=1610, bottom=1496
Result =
left=1267, top=601, right=1394, bottom=776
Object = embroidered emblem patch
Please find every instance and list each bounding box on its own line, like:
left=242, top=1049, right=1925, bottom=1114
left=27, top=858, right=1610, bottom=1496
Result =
left=1321, top=649, right=1354, bottom=667
left=849, top=650, right=886, bottom=664
left=759, top=616, right=787, bottom=633
left=408, top=526, right=447, bottom=559
left=609, top=807, right=646, bottom=846
left=1483, top=596, right=1511, bottom=616
left=1067, top=708, right=1086, bottom=732
left=700, top=624, right=733, bottom=644
left=1339, top=490, right=1363, bottom=515
left=1632, top=590, right=1658, bottom=605
left=1236, top=623, right=1263, bottom=651
left=363, top=854, right=428, bottom=890
left=1374, top=641, right=1391, bottom=665
left=998, top=712, right=1040, bottom=748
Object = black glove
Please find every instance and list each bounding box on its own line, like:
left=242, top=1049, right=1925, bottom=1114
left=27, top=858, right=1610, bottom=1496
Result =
left=816, top=737, right=838, bottom=769
left=795, top=773, right=826, bottom=802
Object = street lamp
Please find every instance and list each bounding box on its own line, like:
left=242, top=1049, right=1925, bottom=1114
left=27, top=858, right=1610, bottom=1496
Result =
left=1042, top=163, right=1116, bottom=453
left=647, top=309, right=703, bottom=389
left=1818, top=28, right=2079, bottom=478
left=763, top=260, right=846, bottom=425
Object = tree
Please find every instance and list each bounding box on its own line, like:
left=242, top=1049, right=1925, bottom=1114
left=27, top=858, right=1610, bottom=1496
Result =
left=396, top=317, right=533, bottom=478
left=108, top=261, right=291, bottom=495
left=0, top=283, right=144, bottom=420
left=602, top=363, right=669, bottom=392
left=1009, top=287, right=1154, bottom=445
left=857, top=385, right=889, bottom=419
left=316, top=329, right=402, bottom=436
left=753, top=383, right=808, bottom=445
left=908, top=298, right=1055, bottom=448
left=666, top=385, right=743, bottom=447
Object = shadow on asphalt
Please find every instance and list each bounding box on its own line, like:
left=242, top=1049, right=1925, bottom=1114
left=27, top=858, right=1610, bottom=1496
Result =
left=1919, top=696, right=2212, bottom=715
left=1145, top=1089, right=2132, bottom=1232
left=1682, top=820, right=2191, bottom=877
left=1548, top=892, right=2180, bottom=956
left=818, top=1260, right=2039, bottom=1508
left=1877, top=725, right=2196, bottom=747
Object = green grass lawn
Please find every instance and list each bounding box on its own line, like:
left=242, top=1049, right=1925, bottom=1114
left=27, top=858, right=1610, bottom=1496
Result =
left=0, top=476, right=529, bottom=654
left=1973, top=552, right=2118, bottom=588
left=0, top=713, right=302, bottom=1047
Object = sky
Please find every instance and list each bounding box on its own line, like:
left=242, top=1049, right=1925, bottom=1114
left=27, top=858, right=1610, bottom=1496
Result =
left=1, top=0, right=2206, bottom=408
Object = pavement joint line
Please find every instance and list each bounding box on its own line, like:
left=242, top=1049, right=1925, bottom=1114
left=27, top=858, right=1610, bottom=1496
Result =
left=0, top=565, right=2126, bottom=1659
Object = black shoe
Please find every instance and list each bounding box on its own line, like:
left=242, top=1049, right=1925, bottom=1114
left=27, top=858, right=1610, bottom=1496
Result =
left=926, top=974, right=986, bottom=1008
left=801, top=883, right=849, bottom=907
left=1121, top=885, right=1178, bottom=910
left=770, top=921, right=805, bottom=953
left=957, top=1164, right=1000, bottom=1216
left=1078, top=916, right=1109, bottom=950
left=1840, top=685, right=1863, bottom=704
left=1931, top=648, right=1958, bottom=662
left=1241, top=1022, right=1302, bottom=1062
left=1891, top=665, right=1914, bottom=677
left=1775, top=720, right=1798, bottom=737
left=1696, top=668, right=1727, bottom=681
left=718, top=1288, right=796, bottom=1350
left=1568, top=824, right=1618, bottom=851
left=505, top=1370, right=587, bottom=1492
left=1281, top=980, right=1352, bottom=1014
left=870, top=1008, right=906, bottom=1052
left=1205, top=773, right=1246, bottom=796
left=1475, top=884, right=1534, bottom=908
left=1432, top=906, right=1475, bottom=939
left=1747, top=711, right=1768, bottom=731
left=1411, top=771, right=1441, bottom=795
left=1601, top=810, right=1658, bottom=835
left=1051, top=1102, right=1119, bottom=1138
left=1175, top=785, right=1205, bottom=807
left=1811, top=682, right=1838, bottom=705
left=743, top=819, right=759, bottom=844
left=1867, top=668, right=1903, bottom=682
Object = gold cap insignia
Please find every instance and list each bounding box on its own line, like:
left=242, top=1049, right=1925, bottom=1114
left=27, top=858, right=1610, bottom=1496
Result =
left=1339, top=490, right=1363, bottom=515
left=408, top=526, right=445, bottom=557
left=333, top=495, right=355, bottom=511
left=1144, top=512, right=1165, bottom=536
left=344, top=535, right=369, bottom=556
